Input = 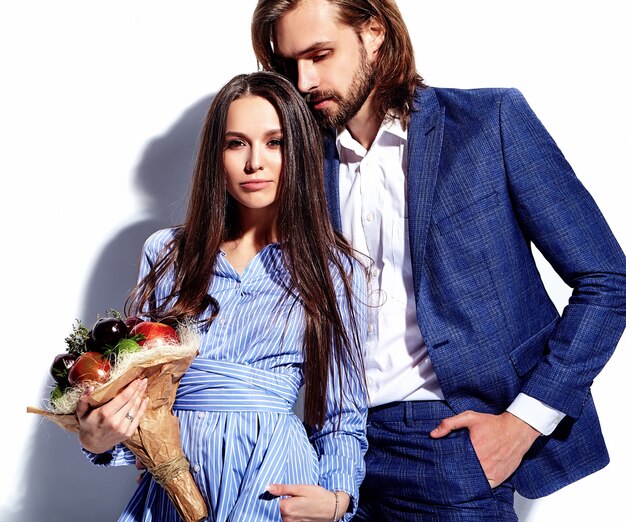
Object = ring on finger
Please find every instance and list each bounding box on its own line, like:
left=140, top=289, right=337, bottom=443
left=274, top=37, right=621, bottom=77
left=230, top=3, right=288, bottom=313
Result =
left=126, top=412, right=134, bottom=422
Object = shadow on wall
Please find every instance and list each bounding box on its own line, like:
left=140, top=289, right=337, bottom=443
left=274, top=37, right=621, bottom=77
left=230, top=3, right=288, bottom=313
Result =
left=19, top=93, right=215, bottom=522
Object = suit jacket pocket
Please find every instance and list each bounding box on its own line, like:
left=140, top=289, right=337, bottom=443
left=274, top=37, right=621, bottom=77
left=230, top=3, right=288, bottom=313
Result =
left=435, top=192, right=499, bottom=235
left=508, top=318, right=558, bottom=376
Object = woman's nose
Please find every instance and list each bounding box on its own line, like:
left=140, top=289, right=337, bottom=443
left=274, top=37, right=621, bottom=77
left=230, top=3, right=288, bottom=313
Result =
left=244, top=147, right=264, bottom=174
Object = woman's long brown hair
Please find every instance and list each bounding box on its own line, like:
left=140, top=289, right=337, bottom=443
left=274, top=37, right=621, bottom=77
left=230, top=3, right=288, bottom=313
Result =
left=126, top=71, right=364, bottom=427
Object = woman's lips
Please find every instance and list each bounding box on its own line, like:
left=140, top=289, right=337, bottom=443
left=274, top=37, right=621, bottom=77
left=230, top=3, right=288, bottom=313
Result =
left=241, top=180, right=272, bottom=191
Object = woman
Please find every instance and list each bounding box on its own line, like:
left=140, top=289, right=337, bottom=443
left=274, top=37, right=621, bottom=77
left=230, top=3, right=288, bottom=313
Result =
left=76, top=71, right=368, bottom=522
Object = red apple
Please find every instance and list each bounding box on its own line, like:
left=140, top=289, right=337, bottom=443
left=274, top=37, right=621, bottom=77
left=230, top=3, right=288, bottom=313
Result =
left=68, top=352, right=111, bottom=386
left=130, top=321, right=178, bottom=348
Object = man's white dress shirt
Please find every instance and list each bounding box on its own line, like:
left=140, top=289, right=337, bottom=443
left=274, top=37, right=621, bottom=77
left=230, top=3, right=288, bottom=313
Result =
left=336, top=117, right=564, bottom=435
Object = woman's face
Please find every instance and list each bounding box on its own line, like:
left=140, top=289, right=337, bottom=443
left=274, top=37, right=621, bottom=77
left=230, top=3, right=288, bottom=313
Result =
left=223, top=95, right=283, bottom=215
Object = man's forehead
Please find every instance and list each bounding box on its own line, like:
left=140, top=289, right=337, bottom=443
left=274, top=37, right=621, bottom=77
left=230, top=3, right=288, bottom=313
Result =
left=273, top=1, right=348, bottom=58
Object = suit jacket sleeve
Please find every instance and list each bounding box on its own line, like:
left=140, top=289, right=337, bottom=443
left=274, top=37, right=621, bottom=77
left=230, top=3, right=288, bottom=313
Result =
left=501, top=88, right=626, bottom=418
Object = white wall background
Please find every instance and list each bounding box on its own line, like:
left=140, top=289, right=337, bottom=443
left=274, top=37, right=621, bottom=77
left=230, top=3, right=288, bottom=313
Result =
left=2, top=1, right=623, bottom=520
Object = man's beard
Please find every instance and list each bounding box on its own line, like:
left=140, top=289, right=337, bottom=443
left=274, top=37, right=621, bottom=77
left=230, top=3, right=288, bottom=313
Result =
left=304, top=47, right=375, bottom=129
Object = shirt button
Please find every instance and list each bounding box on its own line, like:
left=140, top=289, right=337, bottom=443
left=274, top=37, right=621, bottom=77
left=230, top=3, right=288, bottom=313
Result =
left=367, top=324, right=374, bottom=334
left=193, top=464, right=201, bottom=472
left=371, top=267, right=380, bottom=278
left=218, top=318, right=225, bottom=325
left=197, top=412, right=205, bottom=419
left=365, top=212, right=374, bottom=222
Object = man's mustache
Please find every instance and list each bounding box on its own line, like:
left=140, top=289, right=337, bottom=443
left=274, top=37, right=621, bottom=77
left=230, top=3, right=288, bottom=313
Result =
left=303, top=90, right=340, bottom=105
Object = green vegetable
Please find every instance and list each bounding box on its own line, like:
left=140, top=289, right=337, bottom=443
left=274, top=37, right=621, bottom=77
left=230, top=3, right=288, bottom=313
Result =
left=50, top=385, right=63, bottom=403
left=114, top=338, right=142, bottom=355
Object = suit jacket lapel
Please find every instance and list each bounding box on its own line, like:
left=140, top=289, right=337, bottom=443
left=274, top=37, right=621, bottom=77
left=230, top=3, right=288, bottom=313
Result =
left=406, top=88, right=445, bottom=302
left=323, top=133, right=342, bottom=231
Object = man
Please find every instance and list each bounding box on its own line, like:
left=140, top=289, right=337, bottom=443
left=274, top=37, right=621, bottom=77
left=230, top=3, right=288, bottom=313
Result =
left=251, top=0, right=626, bottom=520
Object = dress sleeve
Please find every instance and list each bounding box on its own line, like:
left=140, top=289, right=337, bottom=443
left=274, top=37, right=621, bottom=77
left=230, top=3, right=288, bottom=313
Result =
left=82, top=445, right=136, bottom=467
left=137, top=231, right=160, bottom=281
left=308, top=258, right=369, bottom=519
left=135, top=228, right=175, bottom=315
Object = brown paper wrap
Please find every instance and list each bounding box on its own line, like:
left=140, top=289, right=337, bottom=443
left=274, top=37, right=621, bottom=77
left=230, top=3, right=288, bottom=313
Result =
left=28, top=330, right=208, bottom=522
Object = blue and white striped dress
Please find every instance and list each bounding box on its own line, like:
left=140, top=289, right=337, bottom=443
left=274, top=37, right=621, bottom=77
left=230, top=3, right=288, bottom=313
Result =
left=86, top=228, right=368, bottom=521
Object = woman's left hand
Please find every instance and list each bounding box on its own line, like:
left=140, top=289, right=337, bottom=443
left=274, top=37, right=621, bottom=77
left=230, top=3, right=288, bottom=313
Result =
left=266, top=484, right=350, bottom=522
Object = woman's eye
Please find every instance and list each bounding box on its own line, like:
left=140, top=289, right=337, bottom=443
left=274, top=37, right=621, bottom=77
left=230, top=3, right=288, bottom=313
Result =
left=268, top=138, right=283, bottom=148
left=225, top=139, right=245, bottom=149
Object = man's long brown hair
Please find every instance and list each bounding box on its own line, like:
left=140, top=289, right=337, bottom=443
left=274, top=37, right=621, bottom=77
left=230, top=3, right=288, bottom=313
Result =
left=252, top=0, right=425, bottom=127
left=126, top=71, right=365, bottom=427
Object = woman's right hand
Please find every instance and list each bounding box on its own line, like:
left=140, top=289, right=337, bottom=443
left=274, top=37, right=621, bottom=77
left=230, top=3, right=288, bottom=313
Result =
left=76, top=378, right=149, bottom=454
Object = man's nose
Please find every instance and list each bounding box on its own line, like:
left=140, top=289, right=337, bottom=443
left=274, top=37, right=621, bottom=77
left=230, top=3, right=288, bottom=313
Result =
left=297, top=61, right=318, bottom=94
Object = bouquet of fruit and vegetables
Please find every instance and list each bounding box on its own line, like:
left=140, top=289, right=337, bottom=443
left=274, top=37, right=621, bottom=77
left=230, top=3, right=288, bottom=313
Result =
left=28, top=310, right=208, bottom=522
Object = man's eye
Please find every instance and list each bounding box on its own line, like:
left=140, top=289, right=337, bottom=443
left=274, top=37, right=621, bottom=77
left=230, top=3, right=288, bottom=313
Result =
left=312, top=52, right=329, bottom=63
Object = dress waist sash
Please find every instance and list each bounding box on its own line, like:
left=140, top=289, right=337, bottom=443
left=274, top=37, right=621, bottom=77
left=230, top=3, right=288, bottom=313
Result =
left=173, top=358, right=300, bottom=413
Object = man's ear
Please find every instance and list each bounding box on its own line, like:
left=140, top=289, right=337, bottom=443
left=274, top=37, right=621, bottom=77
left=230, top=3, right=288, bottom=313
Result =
left=361, top=17, right=385, bottom=58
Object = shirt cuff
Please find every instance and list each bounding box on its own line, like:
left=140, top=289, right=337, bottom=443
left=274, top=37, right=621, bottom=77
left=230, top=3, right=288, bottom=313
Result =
left=506, top=393, right=566, bottom=436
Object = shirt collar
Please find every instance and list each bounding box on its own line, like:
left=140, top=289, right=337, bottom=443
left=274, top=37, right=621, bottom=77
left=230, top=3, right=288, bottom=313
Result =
left=335, top=115, right=407, bottom=158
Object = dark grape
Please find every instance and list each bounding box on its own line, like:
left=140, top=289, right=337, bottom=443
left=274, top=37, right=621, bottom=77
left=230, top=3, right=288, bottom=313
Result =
left=50, top=353, right=77, bottom=387
left=124, top=315, right=144, bottom=331
left=91, top=317, right=129, bottom=346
